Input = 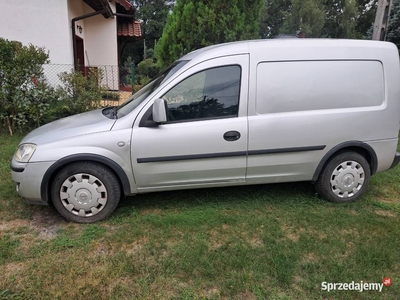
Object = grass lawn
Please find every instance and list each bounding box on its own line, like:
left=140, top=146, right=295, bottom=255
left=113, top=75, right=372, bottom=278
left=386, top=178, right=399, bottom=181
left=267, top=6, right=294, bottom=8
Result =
left=0, top=132, right=399, bottom=299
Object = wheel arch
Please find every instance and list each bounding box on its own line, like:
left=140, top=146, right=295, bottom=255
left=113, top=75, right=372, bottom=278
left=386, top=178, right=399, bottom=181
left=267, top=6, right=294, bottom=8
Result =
left=40, top=154, right=132, bottom=203
left=312, top=141, right=378, bottom=183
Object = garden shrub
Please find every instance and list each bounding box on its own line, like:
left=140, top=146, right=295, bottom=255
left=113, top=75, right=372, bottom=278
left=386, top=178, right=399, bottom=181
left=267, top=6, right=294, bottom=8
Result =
left=102, top=91, right=120, bottom=101
left=0, top=38, right=58, bottom=135
left=57, top=68, right=106, bottom=116
left=1, top=38, right=116, bottom=135
left=136, top=58, right=160, bottom=78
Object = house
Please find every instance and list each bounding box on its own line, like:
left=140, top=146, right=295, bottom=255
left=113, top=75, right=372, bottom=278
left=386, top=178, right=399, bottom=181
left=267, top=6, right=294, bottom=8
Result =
left=0, top=0, right=141, bottom=90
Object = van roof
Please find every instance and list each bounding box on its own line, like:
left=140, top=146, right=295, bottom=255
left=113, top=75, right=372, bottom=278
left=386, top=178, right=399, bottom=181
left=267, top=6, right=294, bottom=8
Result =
left=180, top=39, right=397, bottom=62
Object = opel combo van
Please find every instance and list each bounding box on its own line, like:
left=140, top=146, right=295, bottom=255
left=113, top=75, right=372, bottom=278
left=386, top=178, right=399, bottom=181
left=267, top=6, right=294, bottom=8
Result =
left=11, top=39, right=400, bottom=223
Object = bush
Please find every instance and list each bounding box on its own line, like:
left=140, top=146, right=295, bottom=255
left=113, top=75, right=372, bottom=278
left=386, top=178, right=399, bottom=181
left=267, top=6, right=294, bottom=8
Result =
left=102, top=91, right=120, bottom=101
left=136, top=74, right=152, bottom=86
left=136, top=58, right=160, bottom=79
left=23, top=81, right=61, bottom=127
left=57, top=68, right=106, bottom=116
left=0, top=39, right=111, bottom=135
left=0, top=38, right=58, bottom=135
left=121, top=53, right=160, bottom=88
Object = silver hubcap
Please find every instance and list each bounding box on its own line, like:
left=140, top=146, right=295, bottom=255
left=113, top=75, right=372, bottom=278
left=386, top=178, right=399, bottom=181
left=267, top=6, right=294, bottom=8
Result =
left=330, top=161, right=365, bottom=198
left=60, top=173, right=107, bottom=217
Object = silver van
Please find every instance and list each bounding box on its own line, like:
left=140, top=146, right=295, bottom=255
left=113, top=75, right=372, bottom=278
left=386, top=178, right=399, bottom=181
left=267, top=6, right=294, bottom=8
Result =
left=11, top=39, right=400, bottom=223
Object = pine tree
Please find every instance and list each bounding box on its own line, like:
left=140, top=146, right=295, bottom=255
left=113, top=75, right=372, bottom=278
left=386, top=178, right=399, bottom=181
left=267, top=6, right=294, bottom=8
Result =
left=259, top=0, right=291, bottom=38
left=155, top=0, right=263, bottom=68
left=259, top=0, right=371, bottom=38
left=323, top=0, right=359, bottom=38
left=132, top=0, right=174, bottom=41
left=282, top=0, right=325, bottom=37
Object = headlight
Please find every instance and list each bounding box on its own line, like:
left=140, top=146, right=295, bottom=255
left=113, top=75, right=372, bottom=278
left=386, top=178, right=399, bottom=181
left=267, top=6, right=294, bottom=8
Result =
left=14, top=144, right=36, bottom=162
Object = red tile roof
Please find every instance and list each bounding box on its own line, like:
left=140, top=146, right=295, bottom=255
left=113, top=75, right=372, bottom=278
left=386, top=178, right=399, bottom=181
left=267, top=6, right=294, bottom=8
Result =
left=117, top=20, right=142, bottom=37
left=115, top=0, right=133, bottom=10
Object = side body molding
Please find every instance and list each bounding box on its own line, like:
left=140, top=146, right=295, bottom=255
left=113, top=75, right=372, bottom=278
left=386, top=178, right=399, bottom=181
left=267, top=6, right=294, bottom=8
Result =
left=40, top=154, right=132, bottom=202
left=311, top=141, right=378, bottom=182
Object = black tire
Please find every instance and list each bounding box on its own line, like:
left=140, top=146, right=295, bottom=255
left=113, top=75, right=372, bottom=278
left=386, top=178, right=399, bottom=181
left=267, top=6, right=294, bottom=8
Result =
left=315, top=151, right=371, bottom=203
left=51, top=162, right=121, bottom=223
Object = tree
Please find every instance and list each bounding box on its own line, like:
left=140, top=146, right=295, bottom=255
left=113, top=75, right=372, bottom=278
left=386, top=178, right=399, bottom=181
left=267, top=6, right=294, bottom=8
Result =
left=387, top=0, right=400, bottom=52
left=120, top=0, right=173, bottom=65
left=132, top=0, right=174, bottom=42
left=156, top=0, right=263, bottom=68
left=259, top=0, right=291, bottom=38
left=355, top=0, right=378, bottom=37
left=322, top=0, right=359, bottom=38
left=259, top=0, right=373, bottom=38
left=282, top=0, right=325, bottom=37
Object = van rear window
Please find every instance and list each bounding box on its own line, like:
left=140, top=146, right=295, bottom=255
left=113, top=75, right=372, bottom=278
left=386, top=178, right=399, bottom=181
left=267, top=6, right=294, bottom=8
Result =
left=256, top=60, right=384, bottom=114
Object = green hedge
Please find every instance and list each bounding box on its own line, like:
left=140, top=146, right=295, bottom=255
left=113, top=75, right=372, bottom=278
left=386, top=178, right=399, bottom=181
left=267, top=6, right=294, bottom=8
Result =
left=0, top=38, right=106, bottom=135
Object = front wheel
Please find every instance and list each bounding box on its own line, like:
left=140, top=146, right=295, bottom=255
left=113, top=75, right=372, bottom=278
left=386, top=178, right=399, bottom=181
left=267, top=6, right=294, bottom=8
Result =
left=51, top=162, right=121, bottom=223
left=315, top=152, right=371, bottom=203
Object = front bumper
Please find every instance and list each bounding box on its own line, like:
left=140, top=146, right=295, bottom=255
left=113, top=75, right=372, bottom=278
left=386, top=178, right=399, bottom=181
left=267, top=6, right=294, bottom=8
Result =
left=11, top=159, right=55, bottom=205
left=390, top=152, right=400, bottom=169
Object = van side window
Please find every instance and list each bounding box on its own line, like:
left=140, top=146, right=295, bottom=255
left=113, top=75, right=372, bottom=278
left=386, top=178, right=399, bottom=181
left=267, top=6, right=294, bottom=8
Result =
left=162, top=65, right=241, bottom=122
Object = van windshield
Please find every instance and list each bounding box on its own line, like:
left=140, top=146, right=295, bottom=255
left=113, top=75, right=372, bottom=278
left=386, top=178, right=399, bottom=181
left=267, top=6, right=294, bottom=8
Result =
left=116, top=60, right=189, bottom=118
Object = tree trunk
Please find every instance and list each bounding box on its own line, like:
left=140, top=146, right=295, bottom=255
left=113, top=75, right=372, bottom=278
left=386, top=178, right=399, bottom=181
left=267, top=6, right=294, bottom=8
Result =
left=5, top=116, right=13, bottom=136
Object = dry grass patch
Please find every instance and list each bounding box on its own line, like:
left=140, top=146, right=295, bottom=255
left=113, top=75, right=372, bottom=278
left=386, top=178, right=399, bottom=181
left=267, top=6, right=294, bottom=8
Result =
left=233, top=291, right=257, bottom=300
left=138, top=208, right=165, bottom=216
left=301, top=252, right=319, bottom=264
left=2, top=262, right=26, bottom=282
left=280, top=224, right=328, bottom=243
left=280, top=225, right=304, bottom=242
left=247, top=237, right=264, bottom=248
left=124, top=236, right=149, bottom=255
left=0, top=219, right=30, bottom=231
left=1, top=263, right=27, bottom=295
left=340, top=228, right=360, bottom=237
left=375, top=209, right=397, bottom=217
left=208, top=228, right=226, bottom=251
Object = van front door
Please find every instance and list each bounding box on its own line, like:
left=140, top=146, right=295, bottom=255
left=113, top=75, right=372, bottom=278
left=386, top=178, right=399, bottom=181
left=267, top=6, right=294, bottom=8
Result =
left=131, top=55, right=249, bottom=191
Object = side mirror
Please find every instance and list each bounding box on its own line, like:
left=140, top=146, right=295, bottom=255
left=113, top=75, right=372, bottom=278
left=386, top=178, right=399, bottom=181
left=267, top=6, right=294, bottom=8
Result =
left=152, top=98, right=168, bottom=124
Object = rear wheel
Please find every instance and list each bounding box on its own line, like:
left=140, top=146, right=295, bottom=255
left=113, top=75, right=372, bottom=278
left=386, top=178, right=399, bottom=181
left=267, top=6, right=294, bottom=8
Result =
left=51, top=162, right=121, bottom=223
left=315, top=151, right=370, bottom=203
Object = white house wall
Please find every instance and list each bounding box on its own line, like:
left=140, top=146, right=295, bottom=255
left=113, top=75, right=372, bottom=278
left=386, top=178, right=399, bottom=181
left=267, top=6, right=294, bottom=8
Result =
left=68, top=0, right=86, bottom=45
left=83, top=2, right=119, bottom=90
left=67, top=0, right=119, bottom=90
left=83, top=1, right=118, bottom=66
left=0, top=0, right=72, bottom=64
left=0, top=0, right=120, bottom=90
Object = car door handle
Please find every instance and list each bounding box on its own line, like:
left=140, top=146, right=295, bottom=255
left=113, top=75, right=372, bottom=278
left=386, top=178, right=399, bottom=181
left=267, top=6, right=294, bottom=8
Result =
left=223, top=131, right=241, bottom=141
